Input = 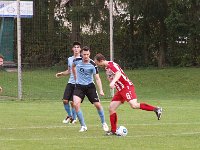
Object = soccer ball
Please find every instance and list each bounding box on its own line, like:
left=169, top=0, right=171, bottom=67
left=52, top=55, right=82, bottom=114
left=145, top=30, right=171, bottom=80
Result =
left=116, top=126, right=128, bottom=136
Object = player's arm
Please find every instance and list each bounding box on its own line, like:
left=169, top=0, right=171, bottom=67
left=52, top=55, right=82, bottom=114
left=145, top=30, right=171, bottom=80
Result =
left=94, top=74, right=104, bottom=96
left=0, top=86, right=2, bottom=93
left=72, top=63, right=77, bottom=81
left=55, top=68, right=70, bottom=78
left=110, top=71, right=122, bottom=89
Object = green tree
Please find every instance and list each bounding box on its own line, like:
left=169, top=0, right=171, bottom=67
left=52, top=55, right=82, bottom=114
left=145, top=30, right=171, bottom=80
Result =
left=18, top=0, right=199, bottom=68
left=165, top=0, right=200, bottom=66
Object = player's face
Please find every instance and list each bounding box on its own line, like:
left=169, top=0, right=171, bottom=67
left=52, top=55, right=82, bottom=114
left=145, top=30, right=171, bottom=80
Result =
left=82, top=50, right=90, bottom=62
left=94, top=59, right=104, bottom=68
left=72, top=45, right=81, bottom=54
left=0, top=58, right=3, bottom=66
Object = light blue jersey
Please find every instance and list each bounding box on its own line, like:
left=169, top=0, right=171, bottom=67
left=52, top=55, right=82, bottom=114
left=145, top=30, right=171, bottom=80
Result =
left=67, top=56, right=81, bottom=84
left=73, top=58, right=98, bottom=85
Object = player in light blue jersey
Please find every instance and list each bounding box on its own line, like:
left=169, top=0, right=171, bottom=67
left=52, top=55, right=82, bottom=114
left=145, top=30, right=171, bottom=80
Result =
left=56, top=41, right=82, bottom=124
left=72, top=46, right=109, bottom=132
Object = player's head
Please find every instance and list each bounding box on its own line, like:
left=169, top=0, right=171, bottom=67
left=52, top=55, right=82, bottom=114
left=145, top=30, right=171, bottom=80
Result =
left=94, top=53, right=106, bottom=67
left=73, top=41, right=81, bottom=46
left=72, top=41, right=81, bottom=55
left=81, top=46, right=90, bottom=62
left=0, top=54, right=4, bottom=66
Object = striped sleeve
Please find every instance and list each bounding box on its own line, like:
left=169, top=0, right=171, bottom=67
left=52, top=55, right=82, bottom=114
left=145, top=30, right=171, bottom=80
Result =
left=90, top=59, right=99, bottom=74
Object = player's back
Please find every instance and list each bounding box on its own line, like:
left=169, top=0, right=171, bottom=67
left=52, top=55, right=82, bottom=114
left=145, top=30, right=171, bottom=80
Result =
left=106, top=61, right=133, bottom=91
left=68, top=56, right=81, bottom=84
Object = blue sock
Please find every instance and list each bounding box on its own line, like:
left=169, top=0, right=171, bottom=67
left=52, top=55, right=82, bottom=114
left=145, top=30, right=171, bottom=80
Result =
left=72, top=108, right=77, bottom=120
left=77, top=110, right=86, bottom=126
left=64, top=104, right=72, bottom=117
left=97, top=109, right=105, bottom=124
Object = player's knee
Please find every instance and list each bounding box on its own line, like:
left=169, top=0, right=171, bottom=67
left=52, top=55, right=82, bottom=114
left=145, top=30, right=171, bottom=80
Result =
left=109, top=109, right=115, bottom=114
left=109, top=106, right=116, bottom=114
left=63, top=100, right=69, bottom=104
left=74, top=102, right=80, bottom=111
left=131, top=105, right=137, bottom=109
left=130, top=102, right=140, bottom=109
left=94, top=102, right=102, bottom=110
left=70, top=101, right=74, bottom=107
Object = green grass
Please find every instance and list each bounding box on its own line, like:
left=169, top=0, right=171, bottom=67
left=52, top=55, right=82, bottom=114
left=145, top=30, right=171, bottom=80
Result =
left=128, top=68, right=200, bottom=100
left=0, top=100, right=200, bottom=150
left=0, top=67, right=200, bottom=101
left=0, top=68, right=200, bottom=149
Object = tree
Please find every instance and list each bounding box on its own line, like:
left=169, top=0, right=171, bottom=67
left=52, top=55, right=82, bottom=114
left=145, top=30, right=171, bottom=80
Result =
left=18, top=0, right=199, bottom=68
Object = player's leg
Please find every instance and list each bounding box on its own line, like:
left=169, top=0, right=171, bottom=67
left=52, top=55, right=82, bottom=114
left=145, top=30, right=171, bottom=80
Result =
left=128, top=99, right=140, bottom=109
left=73, top=85, right=87, bottom=132
left=93, top=102, right=104, bottom=123
left=107, top=100, right=122, bottom=135
left=120, top=86, right=162, bottom=120
left=68, top=84, right=78, bottom=123
left=62, top=83, right=74, bottom=123
left=105, top=90, right=123, bottom=135
left=129, top=98, right=157, bottom=110
left=70, top=101, right=77, bottom=123
left=126, top=86, right=162, bottom=120
left=86, top=84, right=109, bottom=131
left=62, top=99, right=72, bottom=123
left=73, top=95, right=87, bottom=131
left=93, top=102, right=109, bottom=131
left=129, top=99, right=162, bottom=120
left=127, top=95, right=157, bottom=111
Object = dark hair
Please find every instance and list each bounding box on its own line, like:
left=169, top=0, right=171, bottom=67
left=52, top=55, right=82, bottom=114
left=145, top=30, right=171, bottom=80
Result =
left=0, top=54, right=4, bottom=59
left=94, top=53, right=106, bottom=61
left=82, top=46, right=90, bottom=51
left=73, top=41, right=81, bottom=46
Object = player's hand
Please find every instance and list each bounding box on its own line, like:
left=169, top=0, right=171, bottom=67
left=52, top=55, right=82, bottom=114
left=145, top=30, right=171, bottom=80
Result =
left=99, top=90, right=104, bottom=96
left=109, top=82, right=115, bottom=89
left=56, top=72, right=63, bottom=78
left=0, top=87, right=2, bottom=93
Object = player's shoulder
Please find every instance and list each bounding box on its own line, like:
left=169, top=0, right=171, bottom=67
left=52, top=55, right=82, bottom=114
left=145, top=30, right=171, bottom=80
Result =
left=73, top=57, right=82, bottom=62
left=108, top=61, right=121, bottom=70
left=108, top=61, right=115, bottom=67
left=89, top=59, right=97, bottom=67
left=67, top=56, right=72, bottom=61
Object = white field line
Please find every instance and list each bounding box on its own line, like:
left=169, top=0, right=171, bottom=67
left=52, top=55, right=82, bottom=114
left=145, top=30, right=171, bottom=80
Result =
left=0, top=122, right=200, bottom=130
left=0, top=131, right=200, bottom=141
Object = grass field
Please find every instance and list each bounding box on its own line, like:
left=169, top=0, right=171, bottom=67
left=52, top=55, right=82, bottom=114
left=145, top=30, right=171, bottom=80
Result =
left=0, top=68, right=200, bottom=149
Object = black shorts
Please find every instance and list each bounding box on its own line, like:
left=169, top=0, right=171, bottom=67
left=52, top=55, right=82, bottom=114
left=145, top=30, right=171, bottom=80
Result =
left=73, top=83, right=100, bottom=104
left=63, top=83, right=76, bottom=101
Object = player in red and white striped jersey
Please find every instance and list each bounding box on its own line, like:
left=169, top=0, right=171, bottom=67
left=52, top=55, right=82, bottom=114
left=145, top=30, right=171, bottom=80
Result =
left=105, top=61, right=133, bottom=91
left=94, top=53, right=163, bottom=136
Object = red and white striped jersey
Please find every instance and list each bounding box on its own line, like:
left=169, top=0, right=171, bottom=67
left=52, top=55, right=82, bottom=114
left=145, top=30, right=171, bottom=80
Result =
left=105, top=61, right=133, bottom=91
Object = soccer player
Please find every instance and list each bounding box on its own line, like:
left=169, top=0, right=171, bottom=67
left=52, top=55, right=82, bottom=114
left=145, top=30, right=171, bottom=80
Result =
left=72, top=46, right=109, bottom=132
left=0, top=54, right=4, bottom=93
left=56, top=41, right=82, bottom=124
left=94, top=53, right=163, bottom=136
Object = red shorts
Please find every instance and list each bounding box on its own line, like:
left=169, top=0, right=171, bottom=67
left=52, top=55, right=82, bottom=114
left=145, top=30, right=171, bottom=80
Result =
left=112, top=85, right=137, bottom=103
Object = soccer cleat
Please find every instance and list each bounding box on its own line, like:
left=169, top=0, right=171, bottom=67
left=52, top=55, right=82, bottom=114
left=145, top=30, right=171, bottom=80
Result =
left=106, top=131, right=120, bottom=136
left=62, top=116, right=72, bottom=124
left=154, top=107, right=162, bottom=120
left=102, top=122, right=109, bottom=132
left=79, top=126, right=87, bottom=132
left=70, top=118, right=78, bottom=124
